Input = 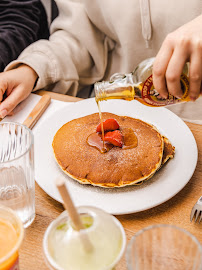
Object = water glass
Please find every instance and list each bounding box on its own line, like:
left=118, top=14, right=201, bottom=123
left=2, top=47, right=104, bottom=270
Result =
left=126, top=224, right=202, bottom=270
left=0, top=122, right=35, bottom=228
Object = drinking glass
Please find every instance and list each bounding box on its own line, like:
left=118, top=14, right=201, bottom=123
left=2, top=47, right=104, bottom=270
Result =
left=43, top=206, right=126, bottom=270
left=126, top=224, right=202, bottom=270
left=0, top=122, right=35, bottom=228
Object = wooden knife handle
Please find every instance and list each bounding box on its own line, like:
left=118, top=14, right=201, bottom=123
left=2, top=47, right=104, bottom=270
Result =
left=23, top=95, right=51, bottom=129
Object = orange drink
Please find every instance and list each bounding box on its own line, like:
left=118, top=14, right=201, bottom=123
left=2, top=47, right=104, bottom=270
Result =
left=0, top=207, right=24, bottom=270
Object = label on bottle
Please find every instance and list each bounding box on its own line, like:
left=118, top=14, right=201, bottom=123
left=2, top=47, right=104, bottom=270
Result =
left=141, top=74, right=189, bottom=106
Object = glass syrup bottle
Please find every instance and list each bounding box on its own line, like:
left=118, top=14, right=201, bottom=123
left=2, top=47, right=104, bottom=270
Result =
left=95, top=57, right=190, bottom=107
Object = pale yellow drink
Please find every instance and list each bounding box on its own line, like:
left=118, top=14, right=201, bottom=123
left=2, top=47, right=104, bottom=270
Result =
left=43, top=206, right=126, bottom=270
left=0, top=207, right=24, bottom=270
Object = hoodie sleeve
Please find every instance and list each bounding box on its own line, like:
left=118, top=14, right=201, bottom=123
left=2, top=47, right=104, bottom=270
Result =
left=5, top=0, right=111, bottom=96
left=0, top=0, right=49, bottom=72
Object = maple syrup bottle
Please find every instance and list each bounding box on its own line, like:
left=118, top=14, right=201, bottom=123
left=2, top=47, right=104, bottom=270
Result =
left=95, top=57, right=191, bottom=107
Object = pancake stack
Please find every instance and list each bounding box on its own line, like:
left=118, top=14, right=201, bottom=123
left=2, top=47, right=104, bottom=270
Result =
left=52, top=113, right=175, bottom=188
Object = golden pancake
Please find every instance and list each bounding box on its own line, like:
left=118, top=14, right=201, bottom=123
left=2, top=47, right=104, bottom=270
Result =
left=52, top=113, right=167, bottom=188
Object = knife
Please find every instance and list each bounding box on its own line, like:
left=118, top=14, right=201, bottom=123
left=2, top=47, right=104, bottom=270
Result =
left=23, top=95, right=51, bottom=129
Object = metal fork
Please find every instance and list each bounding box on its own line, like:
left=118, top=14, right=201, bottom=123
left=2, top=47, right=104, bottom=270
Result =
left=190, top=196, right=202, bottom=223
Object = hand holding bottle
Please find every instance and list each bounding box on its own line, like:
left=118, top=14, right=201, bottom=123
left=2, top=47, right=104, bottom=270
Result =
left=153, top=14, right=202, bottom=101
left=0, top=65, right=38, bottom=118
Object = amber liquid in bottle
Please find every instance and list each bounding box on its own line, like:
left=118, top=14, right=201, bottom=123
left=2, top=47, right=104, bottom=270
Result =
left=94, top=57, right=191, bottom=107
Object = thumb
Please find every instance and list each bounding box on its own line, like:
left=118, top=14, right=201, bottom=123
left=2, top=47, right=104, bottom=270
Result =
left=0, top=81, right=8, bottom=103
left=0, top=86, right=29, bottom=118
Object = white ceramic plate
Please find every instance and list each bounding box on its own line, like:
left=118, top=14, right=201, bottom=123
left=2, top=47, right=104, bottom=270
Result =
left=34, top=98, right=198, bottom=215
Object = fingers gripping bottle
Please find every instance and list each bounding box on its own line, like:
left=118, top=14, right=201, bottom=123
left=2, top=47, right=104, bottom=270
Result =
left=95, top=57, right=190, bottom=107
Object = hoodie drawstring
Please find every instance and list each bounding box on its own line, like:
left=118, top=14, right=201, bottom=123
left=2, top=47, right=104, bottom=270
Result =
left=139, top=0, right=152, bottom=48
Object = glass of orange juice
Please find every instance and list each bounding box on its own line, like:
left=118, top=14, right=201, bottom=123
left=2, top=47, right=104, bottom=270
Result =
left=0, top=206, right=24, bottom=270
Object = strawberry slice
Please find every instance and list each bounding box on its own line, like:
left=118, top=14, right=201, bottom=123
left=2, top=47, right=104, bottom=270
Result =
left=96, top=118, right=119, bottom=133
left=104, top=130, right=123, bottom=148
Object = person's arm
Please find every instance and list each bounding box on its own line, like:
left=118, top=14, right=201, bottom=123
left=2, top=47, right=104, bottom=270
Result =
left=0, top=0, right=49, bottom=72
left=153, top=14, right=202, bottom=101
left=0, top=0, right=110, bottom=118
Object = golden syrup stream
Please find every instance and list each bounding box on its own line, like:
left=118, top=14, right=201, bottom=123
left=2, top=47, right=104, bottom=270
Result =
left=97, top=101, right=106, bottom=152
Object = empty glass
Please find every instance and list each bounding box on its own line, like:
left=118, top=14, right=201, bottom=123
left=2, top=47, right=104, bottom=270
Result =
left=0, top=122, right=35, bottom=228
left=126, top=224, right=202, bottom=270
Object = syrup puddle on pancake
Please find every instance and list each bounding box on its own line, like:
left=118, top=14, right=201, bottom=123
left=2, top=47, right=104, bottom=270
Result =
left=87, top=101, right=138, bottom=153
left=121, top=128, right=138, bottom=150
left=87, top=133, right=113, bottom=153
left=87, top=128, right=138, bottom=153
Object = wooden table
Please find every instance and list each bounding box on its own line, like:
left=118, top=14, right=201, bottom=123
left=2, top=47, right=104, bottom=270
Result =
left=19, top=91, right=202, bottom=270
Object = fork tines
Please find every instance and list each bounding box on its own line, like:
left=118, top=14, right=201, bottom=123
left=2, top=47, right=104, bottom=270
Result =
left=190, top=196, right=202, bottom=223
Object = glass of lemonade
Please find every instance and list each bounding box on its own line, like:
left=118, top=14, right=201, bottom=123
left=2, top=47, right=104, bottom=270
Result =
left=0, top=206, right=24, bottom=270
left=0, top=122, right=35, bottom=228
left=43, top=206, right=126, bottom=270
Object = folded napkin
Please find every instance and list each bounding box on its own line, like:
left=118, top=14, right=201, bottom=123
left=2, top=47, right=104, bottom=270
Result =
left=2, top=93, right=72, bottom=131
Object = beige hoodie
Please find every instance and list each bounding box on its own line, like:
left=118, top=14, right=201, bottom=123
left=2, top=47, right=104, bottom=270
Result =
left=5, top=0, right=202, bottom=122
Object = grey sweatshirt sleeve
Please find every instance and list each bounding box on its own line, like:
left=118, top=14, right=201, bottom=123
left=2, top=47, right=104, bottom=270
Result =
left=5, top=0, right=110, bottom=96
